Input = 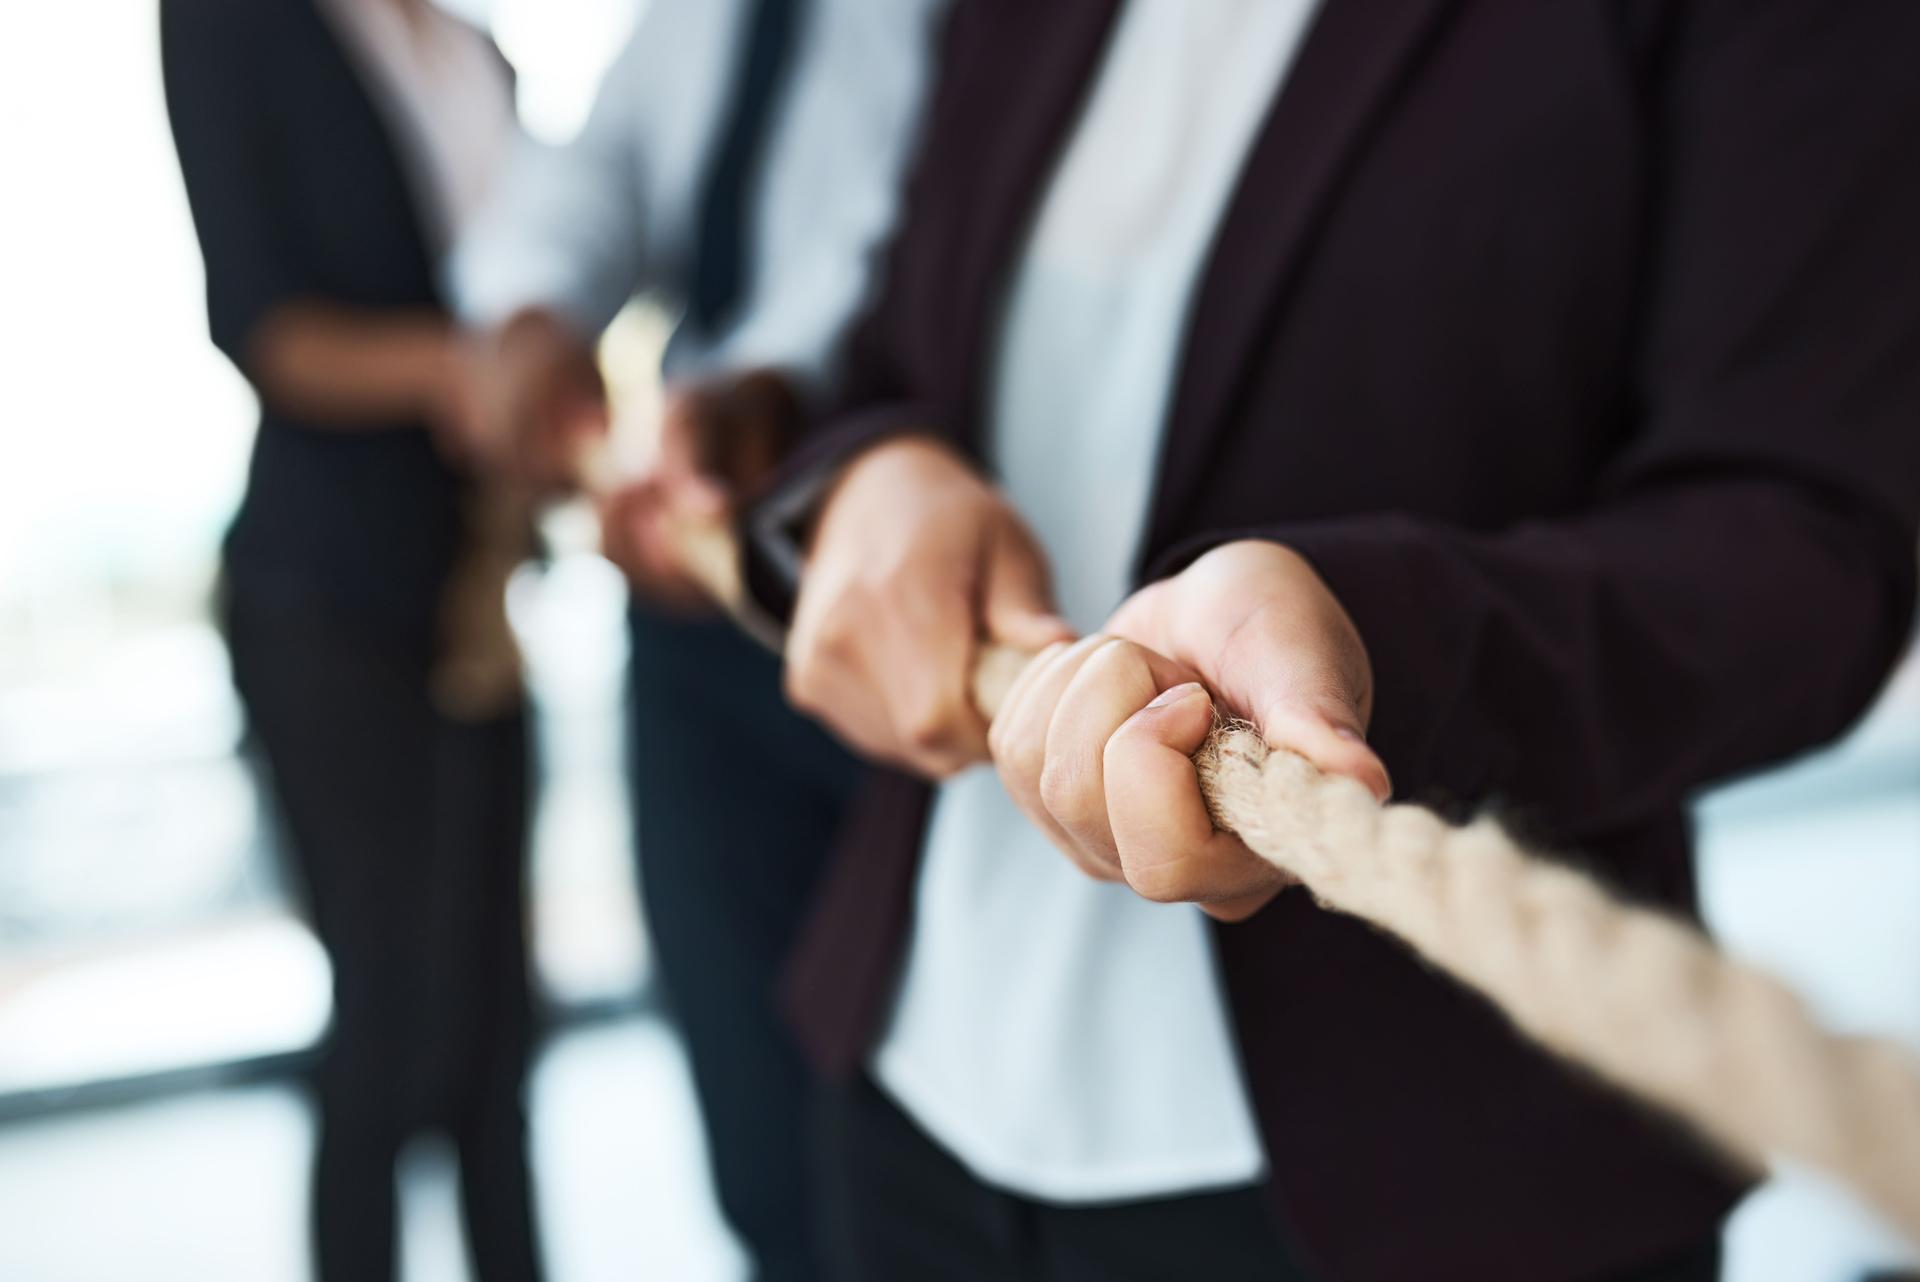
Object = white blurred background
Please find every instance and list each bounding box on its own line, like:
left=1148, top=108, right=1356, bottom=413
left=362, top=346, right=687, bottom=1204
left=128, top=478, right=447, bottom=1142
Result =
left=0, top=3, right=1913, bottom=1280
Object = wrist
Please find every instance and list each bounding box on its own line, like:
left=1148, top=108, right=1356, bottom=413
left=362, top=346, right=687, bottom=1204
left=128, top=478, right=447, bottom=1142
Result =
left=493, top=308, right=597, bottom=397
left=846, top=431, right=974, bottom=480
left=498, top=305, right=582, bottom=351
left=810, top=432, right=977, bottom=542
left=412, top=326, right=467, bottom=427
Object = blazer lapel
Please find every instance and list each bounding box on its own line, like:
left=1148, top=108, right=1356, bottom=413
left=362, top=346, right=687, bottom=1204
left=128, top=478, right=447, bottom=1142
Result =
left=1145, top=0, right=1465, bottom=553
left=948, top=0, right=1123, bottom=447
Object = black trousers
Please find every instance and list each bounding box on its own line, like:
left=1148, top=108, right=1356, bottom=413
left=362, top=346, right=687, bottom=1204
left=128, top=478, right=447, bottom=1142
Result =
left=627, top=603, right=861, bottom=1282
left=227, top=584, right=542, bottom=1282
left=817, top=1076, right=1724, bottom=1282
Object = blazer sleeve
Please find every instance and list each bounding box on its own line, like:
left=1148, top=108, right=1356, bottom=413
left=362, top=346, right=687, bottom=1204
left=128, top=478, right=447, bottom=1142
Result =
left=448, top=23, right=667, bottom=333
left=1157, top=0, right=1920, bottom=842
left=160, top=0, right=314, bottom=369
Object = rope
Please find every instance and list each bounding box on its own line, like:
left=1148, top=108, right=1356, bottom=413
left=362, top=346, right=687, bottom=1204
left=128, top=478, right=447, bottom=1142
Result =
left=977, top=644, right=1920, bottom=1240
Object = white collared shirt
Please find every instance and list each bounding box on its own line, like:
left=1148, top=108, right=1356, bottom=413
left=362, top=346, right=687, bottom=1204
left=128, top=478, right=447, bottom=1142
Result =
left=317, top=0, right=517, bottom=248
left=872, top=0, right=1324, bottom=1204
left=449, top=0, right=947, bottom=391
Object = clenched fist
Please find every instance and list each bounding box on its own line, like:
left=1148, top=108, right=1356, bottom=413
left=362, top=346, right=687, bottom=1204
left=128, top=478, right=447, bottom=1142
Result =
left=990, top=539, right=1391, bottom=920
left=785, top=435, right=1074, bottom=778
left=599, top=369, right=801, bottom=608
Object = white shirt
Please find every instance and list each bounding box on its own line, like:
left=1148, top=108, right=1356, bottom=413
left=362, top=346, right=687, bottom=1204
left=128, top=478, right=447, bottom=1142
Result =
left=449, top=0, right=946, bottom=390
left=318, top=0, right=517, bottom=248
left=872, top=0, right=1322, bottom=1204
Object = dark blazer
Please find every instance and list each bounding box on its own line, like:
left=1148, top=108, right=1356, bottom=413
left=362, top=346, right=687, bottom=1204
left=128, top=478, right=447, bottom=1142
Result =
left=161, top=0, right=503, bottom=638
left=758, top=2, right=1920, bottom=1278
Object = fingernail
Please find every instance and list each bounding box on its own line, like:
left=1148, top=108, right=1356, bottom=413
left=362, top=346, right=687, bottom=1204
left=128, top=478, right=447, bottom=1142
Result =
left=1147, top=682, right=1205, bottom=709
left=1332, top=725, right=1364, bottom=743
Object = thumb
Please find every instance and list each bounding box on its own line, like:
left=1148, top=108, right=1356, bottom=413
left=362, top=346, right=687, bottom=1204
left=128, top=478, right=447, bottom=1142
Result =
left=1220, top=605, right=1390, bottom=803
left=980, top=520, right=1073, bottom=653
left=1256, top=696, right=1392, bottom=805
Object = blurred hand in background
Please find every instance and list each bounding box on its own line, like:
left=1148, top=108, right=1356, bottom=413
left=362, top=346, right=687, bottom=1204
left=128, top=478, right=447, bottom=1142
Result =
left=460, top=306, right=609, bottom=491
left=597, top=368, right=804, bottom=609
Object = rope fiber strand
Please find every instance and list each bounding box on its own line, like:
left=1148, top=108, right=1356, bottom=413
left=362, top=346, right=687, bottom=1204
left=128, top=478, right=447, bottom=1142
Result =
left=973, top=644, right=1920, bottom=1241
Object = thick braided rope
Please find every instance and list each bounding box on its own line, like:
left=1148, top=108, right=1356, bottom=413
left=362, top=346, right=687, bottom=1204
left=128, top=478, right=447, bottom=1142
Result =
left=973, top=645, right=1920, bottom=1239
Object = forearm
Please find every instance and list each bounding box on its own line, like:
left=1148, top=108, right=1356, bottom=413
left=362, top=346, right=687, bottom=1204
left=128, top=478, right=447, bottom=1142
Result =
left=1160, top=478, right=1916, bottom=841
left=247, top=303, right=457, bottom=428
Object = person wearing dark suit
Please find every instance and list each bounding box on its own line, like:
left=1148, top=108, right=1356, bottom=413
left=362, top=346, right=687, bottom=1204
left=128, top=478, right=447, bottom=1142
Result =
left=159, top=2, right=542, bottom=1280
left=749, top=1, right=1920, bottom=1279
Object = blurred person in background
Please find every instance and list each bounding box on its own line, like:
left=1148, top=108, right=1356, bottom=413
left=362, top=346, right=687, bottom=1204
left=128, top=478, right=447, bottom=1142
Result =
left=450, top=1, right=946, bottom=1278
left=159, top=1, right=543, bottom=1280
left=750, top=1, right=1920, bottom=1279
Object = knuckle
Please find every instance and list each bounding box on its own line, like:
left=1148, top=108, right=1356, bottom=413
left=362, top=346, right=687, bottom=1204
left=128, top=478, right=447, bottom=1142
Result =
left=1004, top=745, right=1046, bottom=797
left=986, top=725, right=1022, bottom=775
left=1096, top=635, right=1148, bottom=666
left=1066, top=848, right=1124, bottom=884
left=1079, top=634, right=1131, bottom=673
left=813, top=621, right=857, bottom=668
left=990, top=719, right=1042, bottom=779
left=900, top=702, right=960, bottom=755
left=801, top=601, right=862, bottom=667
left=1124, top=860, right=1190, bottom=904
left=1033, top=638, right=1076, bottom=668
left=1079, top=636, right=1155, bottom=692
left=1038, top=757, right=1097, bottom=830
